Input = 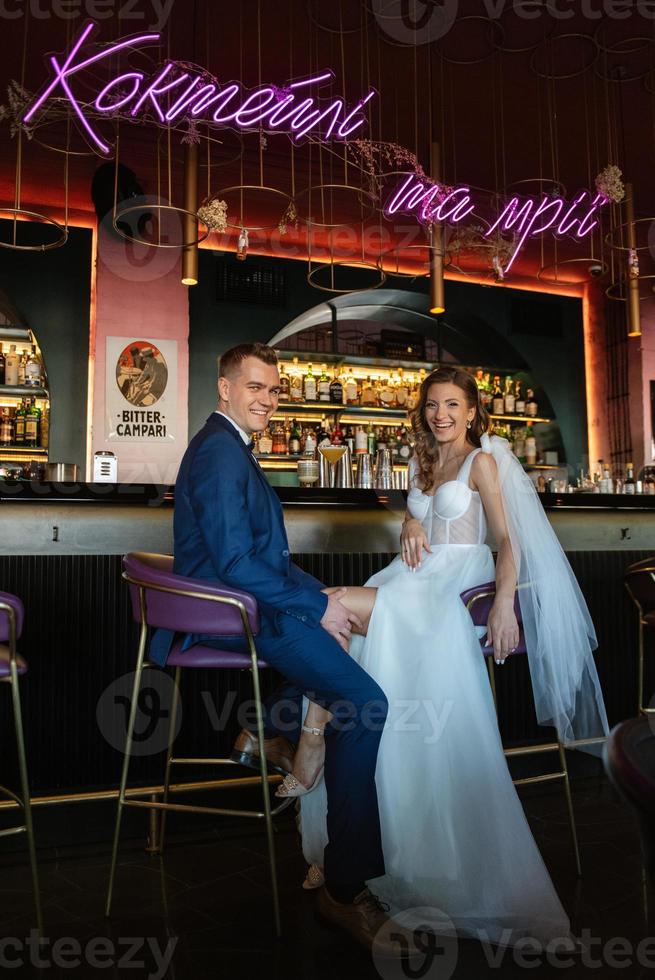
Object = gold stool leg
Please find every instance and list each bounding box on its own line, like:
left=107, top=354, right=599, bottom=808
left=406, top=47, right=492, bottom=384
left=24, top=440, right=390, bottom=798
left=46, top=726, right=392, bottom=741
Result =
left=250, top=654, right=281, bottom=939
left=105, top=620, right=149, bottom=917
left=158, top=666, right=182, bottom=855
left=486, top=657, right=498, bottom=715
left=638, top=618, right=645, bottom=715
left=558, top=741, right=582, bottom=877
left=10, top=661, right=42, bottom=933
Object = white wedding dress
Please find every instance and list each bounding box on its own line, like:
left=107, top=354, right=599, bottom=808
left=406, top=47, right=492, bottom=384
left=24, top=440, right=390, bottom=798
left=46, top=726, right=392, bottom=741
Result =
left=300, top=438, right=582, bottom=946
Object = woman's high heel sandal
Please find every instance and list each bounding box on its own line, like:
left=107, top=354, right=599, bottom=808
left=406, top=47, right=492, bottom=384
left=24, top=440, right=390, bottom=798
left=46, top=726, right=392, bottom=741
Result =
left=274, top=724, right=325, bottom=798
left=302, top=864, right=325, bottom=890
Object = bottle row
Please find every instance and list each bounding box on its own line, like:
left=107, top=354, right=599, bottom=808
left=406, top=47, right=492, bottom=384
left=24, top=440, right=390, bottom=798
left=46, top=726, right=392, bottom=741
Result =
left=587, top=459, right=652, bottom=495
left=277, top=359, right=541, bottom=418
left=0, top=398, right=50, bottom=450
left=474, top=371, right=539, bottom=418
left=255, top=418, right=412, bottom=460
left=0, top=344, right=45, bottom=389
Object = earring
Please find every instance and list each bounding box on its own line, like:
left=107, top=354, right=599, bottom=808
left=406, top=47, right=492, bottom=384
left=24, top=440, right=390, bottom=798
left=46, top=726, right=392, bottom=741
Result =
left=466, top=420, right=472, bottom=429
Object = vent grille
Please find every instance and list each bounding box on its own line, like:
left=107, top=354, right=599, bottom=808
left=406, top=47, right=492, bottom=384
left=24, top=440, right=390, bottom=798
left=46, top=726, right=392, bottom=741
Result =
left=217, top=259, right=286, bottom=306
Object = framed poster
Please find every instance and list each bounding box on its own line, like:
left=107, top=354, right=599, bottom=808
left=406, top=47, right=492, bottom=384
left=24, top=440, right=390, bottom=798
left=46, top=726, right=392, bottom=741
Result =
left=106, top=337, right=177, bottom=442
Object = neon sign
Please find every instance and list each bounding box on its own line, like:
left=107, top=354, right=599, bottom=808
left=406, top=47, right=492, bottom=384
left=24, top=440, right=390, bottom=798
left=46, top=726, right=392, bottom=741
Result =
left=385, top=173, right=608, bottom=274
left=23, top=21, right=375, bottom=155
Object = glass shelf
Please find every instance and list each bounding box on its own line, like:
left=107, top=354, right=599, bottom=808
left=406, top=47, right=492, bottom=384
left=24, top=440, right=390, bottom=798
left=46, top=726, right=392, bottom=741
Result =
left=0, top=385, right=49, bottom=398
left=273, top=401, right=551, bottom=425
left=0, top=445, right=47, bottom=456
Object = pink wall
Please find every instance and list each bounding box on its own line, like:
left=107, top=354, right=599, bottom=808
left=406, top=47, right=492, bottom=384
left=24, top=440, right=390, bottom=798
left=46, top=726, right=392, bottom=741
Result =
left=91, top=223, right=189, bottom=484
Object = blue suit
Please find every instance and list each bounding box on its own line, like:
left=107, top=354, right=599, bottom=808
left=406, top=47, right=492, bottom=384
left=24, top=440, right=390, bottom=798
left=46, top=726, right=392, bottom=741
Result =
left=152, top=412, right=387, bottom=896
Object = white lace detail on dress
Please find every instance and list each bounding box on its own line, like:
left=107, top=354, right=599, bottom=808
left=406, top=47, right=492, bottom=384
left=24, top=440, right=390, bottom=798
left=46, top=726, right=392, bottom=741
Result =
left=407, top=450, right=487, bottom=547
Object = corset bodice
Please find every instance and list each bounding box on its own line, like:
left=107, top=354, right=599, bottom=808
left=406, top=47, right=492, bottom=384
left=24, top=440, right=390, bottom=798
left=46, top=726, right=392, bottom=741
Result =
left=407, top=449, right=487, bottom=546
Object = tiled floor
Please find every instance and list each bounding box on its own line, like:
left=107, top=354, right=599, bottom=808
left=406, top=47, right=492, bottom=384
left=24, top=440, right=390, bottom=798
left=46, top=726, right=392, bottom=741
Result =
left=0, top=775, right=653, bottom=979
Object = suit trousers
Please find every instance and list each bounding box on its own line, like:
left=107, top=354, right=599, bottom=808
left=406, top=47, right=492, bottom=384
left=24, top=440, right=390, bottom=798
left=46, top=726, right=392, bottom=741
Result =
left=198, top=614, right=388, bottom=896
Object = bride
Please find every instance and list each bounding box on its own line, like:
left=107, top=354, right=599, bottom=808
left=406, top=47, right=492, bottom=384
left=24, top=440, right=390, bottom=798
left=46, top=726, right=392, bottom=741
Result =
left=277, top=365, right=609, bottom=946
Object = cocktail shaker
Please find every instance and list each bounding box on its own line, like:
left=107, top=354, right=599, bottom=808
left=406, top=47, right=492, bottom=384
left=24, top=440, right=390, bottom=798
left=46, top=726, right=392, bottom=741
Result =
left=355, top=452, right=373, bottom=489
left=374, top=448, right=392, bottom=489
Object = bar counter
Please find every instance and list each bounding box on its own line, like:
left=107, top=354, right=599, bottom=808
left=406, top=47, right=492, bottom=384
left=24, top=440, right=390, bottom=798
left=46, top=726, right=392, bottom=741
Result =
left=0, top=480, right=652, bottom=795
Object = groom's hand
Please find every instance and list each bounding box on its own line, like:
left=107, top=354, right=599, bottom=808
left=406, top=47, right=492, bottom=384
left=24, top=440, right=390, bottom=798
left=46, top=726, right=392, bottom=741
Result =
left=320, top=587, right=363, bottom=651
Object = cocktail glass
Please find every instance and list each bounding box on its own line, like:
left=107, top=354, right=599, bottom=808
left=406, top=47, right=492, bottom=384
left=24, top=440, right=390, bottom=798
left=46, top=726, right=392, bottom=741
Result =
left=318, top=444, right=347, bottom=487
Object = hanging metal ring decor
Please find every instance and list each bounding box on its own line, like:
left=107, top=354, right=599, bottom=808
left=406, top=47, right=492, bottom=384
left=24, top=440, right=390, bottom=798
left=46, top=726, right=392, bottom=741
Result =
left=537, top=257, right=608, bottom=286
left=112, top=203, right=210, bottom=249
left=0, top=208, right=68, bottom=251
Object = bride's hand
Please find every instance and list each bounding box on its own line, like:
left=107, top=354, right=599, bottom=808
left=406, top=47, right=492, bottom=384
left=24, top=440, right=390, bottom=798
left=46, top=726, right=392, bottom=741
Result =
left=485, top=597, right=520, bottom=664
left=400, top=518, right=432, bottom=571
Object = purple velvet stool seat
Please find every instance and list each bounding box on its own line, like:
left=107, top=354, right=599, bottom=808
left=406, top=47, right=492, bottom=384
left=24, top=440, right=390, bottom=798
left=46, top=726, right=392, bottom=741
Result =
left=605, top=716, right=655, bottom=883
left=461, top=581, right=582, bottom=876
left=0, top=591, right=41, bottom=929
left=105, top=552, right=289, bottom=937
left=624, top=557, right=655, bottom=715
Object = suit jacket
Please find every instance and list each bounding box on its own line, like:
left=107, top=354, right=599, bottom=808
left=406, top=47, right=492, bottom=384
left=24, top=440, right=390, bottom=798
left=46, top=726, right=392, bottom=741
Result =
left=149, top=412, right=328, bottom=665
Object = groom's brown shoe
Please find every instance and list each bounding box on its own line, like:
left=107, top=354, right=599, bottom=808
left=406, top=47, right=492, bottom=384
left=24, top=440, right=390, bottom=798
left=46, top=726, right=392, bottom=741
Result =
left=317, top=886, right=412, bottom=957
left=230, top=729, right=294, bottom=777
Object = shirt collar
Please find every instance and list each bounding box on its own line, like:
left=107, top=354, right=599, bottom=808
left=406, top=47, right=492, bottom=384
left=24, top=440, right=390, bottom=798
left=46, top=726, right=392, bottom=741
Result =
left=214, top=411, right=251, bottom=446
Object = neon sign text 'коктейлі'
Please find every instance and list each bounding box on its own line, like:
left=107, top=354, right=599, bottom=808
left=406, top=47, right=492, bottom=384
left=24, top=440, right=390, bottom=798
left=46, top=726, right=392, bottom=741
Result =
left=22, top=21, right=376, bottom=155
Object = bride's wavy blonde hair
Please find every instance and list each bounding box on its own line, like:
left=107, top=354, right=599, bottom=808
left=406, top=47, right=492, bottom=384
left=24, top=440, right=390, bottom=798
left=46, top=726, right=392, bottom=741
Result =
left=409, top=366, right=490, bottom=492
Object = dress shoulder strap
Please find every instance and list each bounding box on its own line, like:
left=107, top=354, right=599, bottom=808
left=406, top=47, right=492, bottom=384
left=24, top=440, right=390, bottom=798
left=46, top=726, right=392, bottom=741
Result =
left=457, top=447, right=482, bottom=486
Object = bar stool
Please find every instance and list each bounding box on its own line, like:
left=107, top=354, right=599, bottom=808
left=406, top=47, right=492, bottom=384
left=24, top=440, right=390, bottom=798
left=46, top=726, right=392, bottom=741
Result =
left=624, top=557, right=655, bottom=715
left=461, top=581, right=582, bottom=876
left=105, top=552, right=293, bottom=937
left=0, top=591, right=42, bottom=930
left=604, top=716, right=655, bottom=884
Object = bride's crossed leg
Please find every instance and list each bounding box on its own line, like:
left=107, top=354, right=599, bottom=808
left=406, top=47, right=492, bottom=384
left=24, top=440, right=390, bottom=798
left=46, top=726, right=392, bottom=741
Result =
left=275, top=586, right=377, bottom=798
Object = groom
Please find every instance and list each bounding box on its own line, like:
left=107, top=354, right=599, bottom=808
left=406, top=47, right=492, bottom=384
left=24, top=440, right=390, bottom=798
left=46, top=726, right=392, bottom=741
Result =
left=150, top=343, right=391, bottom=949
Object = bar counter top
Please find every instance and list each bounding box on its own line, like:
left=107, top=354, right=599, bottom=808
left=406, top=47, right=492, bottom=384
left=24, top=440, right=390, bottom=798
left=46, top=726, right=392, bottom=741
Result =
left=2, top=479, right=655, bottom=509
left=1, top=479, right=654, bottom=555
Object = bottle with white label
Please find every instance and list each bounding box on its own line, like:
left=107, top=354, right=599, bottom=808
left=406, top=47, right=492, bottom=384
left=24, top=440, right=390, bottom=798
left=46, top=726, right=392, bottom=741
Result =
left=503, top=376, right=515, bottom=414
left=624, top=461, right=636, bottom=494
left=25, top=345, right=41, bottom=388
left=4, top=344, right=19, bottom=386
left=303, top=363, right=317, bottom=402
left=525, top=388, right=538, bottom=418
left=515, top=381, right=525, bottom=415
left=525, top=422, right=537, bottom=465
left=355, top=425, right=368, bottom=454
left=317, top=364, right=330, bottom=401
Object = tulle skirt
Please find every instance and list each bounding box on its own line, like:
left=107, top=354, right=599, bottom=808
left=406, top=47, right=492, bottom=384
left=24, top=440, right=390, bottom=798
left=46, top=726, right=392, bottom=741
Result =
left=299, top=543, right=572, bottom=947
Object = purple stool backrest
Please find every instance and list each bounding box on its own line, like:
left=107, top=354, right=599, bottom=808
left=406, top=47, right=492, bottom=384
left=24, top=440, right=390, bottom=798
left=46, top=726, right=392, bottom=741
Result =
left=0, top=591, right=24, bottom=643
left=460, top=581, right=526, bottom=655
left=625, top=558, right=655, bottom=613
left=123, top=552, right=260, bottom=637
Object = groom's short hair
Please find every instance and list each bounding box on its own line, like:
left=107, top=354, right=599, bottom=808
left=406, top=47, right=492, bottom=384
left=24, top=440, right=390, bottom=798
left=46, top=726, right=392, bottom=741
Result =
left=218, top=343, right=278, bottom=380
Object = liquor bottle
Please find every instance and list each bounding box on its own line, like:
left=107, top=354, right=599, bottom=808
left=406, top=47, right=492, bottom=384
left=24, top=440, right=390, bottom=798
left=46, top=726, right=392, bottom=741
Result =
left=503, top=376, right=515, bottom=414
left=398, top=425, right=412, bottom=460
left=388, top=428, right=400, bottom=460
left=492, top=376, right=505, bottom=415
left=288, top=419, right=301, bottom=455
left=395, top=368, right=409, bottom=408
left=331, top=420, right=345, bottom=446
left=303, top=363, right=317, bottom=402
left=360, top=376, right=378, bottom=408
left=514, top=381, right=525, bottom=415
left=258, top=425, right=273, bottom=454
left=366, top=422, right=377, bottom=455
left=525, top=388, right=538, bottom=418
left=345, top=369, right=359, bottom=406
left=379, top=374, right=396, bottom=408
left=329, top=368, right=344, bottom=405
left=17, top=350, right=26, bottom=385
left=354, top=425, right=368, bottom=454
left=278, top=363, right=290, bottom=402
left=318, top=417, right=332, bottom=448
left=14, top=398, right=26, bottom=445
left=303, top=426, right=317, bottom=455
left=0, top=408, right=13, bottom=447
left=0, top=345, right=5, bottom=385
left=317, top=364, right=331, bottom=402
left=600, top=463, right=613, bottom=494
left=25, top=346, right=41, bottom=388
left=4, top=344, right=19, bottom=386
left=376, top=426, right=388, bottom=451
left=289, top=357, right=304, bottom=403
left=270, top=422, right=285, bottom=454
left=406, top=376, right=419, bottom=411
left=525, top=422, right=537, bottom=465
left=624, top=461, right=636, bottom=494
left=40, top=404, right=50, bottom=450
left=344, top=425, right=355, bottom=455
left=478, top=373, right=492, bottom=409
left=25, top=397, right=40, bottom=448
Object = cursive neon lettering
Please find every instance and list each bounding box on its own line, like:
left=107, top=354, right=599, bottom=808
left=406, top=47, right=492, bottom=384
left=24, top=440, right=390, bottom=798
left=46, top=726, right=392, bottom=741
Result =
left=23, top=22, right=374, bottom=154
left=95, top=72, right=144, bottom=112
left=385, top=174, right=608, bottom=274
